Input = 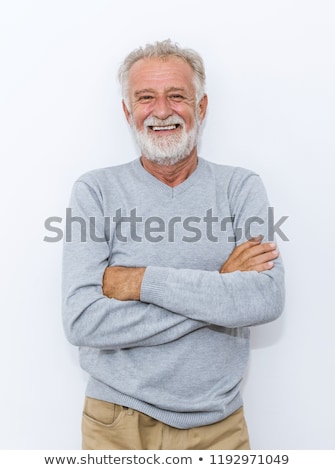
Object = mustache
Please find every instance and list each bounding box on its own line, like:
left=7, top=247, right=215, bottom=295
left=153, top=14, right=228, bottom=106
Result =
left=143, top=115, right=185, bottom=127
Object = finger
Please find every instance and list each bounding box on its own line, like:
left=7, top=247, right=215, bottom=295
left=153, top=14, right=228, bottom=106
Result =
left=251, top=260, right=275, bottom=273
left=239, top=242, right=277, bottom=262
left=245, top=249, right=279, bottom=269
left=229, top=236, right=264, bottom=259
left=248, top=235, right=264, bottom=243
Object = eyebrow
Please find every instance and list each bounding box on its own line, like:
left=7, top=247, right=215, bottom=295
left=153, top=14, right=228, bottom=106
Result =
left=134, top=89, right=156, bottom=97
left=134, top=87, right=186, bottom=97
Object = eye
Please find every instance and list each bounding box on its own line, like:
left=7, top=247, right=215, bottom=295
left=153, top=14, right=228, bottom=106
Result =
left=138, top=95, right=154, bottom=102
left=169, top=94, right=184, bottom=101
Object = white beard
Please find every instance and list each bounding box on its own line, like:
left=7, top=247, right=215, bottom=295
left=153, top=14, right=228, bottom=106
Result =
left=130, top=113, right=201, bottom=166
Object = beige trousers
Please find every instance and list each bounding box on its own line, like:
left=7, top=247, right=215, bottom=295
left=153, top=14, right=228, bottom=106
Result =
left=82, top=397, right=250, bottom=450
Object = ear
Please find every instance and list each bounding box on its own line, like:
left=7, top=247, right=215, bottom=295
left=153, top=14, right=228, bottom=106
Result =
left=122, top=100, right=132, bottom=125
left=198, top=94, right=208, bottom=122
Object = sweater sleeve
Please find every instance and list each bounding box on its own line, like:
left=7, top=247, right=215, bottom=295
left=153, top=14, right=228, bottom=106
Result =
left=62, top=180, right=208, bottom=350
left=140, top=173, right=285, bottom=328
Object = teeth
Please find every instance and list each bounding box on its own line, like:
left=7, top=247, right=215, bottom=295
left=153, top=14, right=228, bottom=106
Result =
left=152, top=125, right=177, bottom=131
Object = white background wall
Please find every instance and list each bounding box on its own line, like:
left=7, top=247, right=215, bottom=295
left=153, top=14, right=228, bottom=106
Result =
left=1, top=0, right=334, bottom=450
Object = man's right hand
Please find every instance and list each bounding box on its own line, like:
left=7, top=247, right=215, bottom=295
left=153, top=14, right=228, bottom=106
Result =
left=220, top=236, right=279, bottom=274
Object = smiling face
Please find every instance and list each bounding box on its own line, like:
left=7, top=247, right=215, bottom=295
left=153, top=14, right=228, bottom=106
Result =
left=123, top=57, right=208, bottom=165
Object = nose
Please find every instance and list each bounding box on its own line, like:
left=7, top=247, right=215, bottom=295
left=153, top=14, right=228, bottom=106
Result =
left=152, top=95, right=173, bottom=120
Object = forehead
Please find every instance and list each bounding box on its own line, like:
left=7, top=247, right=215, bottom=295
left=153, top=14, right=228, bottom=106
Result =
left=128, top=57, right=195, bottom=93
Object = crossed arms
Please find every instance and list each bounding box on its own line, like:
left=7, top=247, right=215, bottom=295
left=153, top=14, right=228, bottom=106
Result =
left=62, top=178, right=285, bottom=351
left=102, top=236, right=279, bottom=301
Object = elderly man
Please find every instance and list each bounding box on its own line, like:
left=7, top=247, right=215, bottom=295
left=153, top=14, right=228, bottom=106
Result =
left=62, top=39, right=285, bottom=450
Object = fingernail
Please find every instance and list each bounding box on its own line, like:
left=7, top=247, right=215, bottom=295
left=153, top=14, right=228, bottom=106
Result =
left=250, top=235, right=264, bottom=242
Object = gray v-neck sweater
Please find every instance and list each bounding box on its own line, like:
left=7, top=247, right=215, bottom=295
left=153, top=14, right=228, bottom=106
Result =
left=62, top=157, right=285, bottom=429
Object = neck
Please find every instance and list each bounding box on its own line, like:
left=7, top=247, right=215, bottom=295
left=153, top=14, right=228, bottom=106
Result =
left=141, top=150, right=198, bottom=187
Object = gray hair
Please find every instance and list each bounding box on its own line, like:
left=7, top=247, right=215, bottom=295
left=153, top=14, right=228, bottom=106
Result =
left=118, top=39, right=206, bottom=108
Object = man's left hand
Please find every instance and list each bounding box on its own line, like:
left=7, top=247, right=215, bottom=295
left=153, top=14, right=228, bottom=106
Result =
left=102, top=266, right=146, bottom=301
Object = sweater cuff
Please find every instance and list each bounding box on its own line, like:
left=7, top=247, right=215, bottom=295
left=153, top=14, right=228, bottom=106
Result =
left=140, top=266, right=169, bottom=307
